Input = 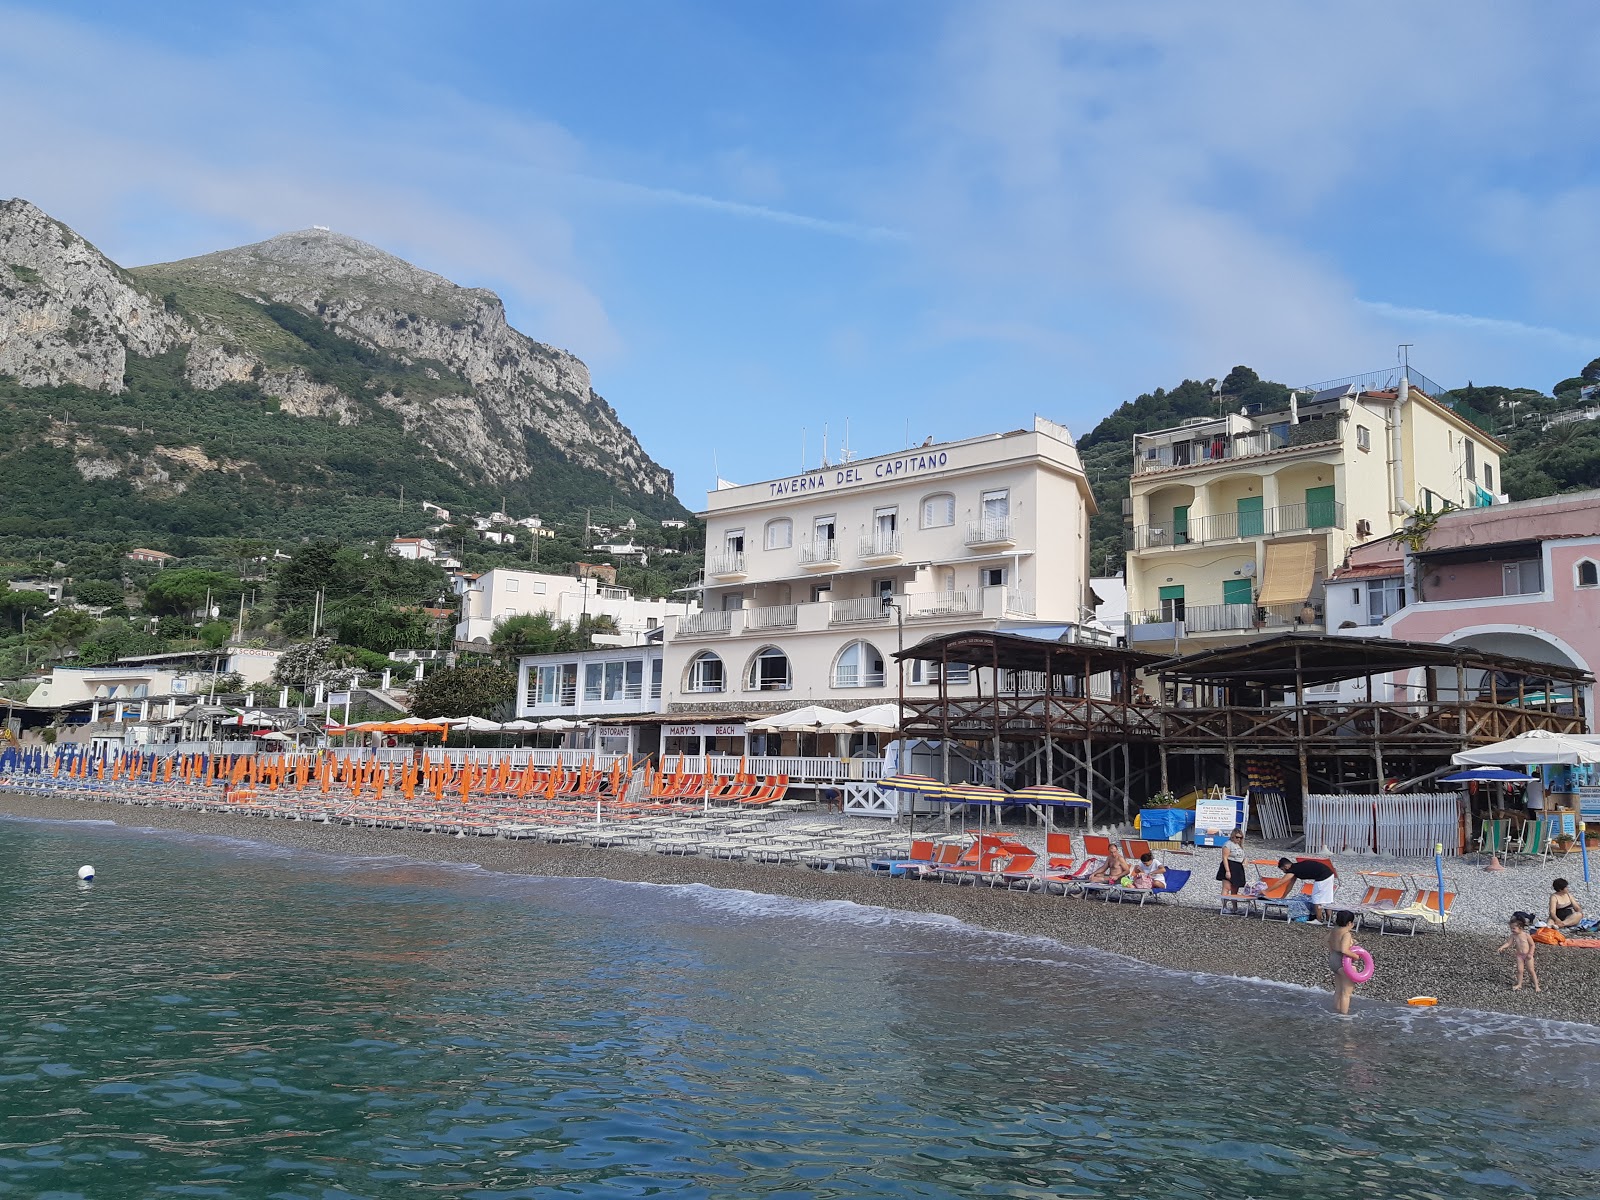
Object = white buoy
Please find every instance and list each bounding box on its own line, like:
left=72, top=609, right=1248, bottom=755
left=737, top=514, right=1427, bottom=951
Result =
left=77, top=865, right=95, bottom=881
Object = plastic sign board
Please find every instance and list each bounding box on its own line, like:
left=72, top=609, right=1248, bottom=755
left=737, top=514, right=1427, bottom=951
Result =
left=1193, top=794, right=1250, bottom=847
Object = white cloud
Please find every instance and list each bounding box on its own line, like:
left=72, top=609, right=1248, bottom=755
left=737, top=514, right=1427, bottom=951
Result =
left=1358, top=301, right=1597, bottom=352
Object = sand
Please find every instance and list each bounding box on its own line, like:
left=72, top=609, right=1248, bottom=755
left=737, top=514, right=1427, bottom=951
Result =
left=4, top=790, right=1596, bottom=1027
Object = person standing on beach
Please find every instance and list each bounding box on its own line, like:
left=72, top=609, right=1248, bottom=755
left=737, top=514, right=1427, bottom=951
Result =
left=1328, top=910, right=1362, bottom=1015
left=1277, top=857, right=1339, bottom=923
left=1216, top=827, right=1246, bottom=897
left=1498, top=915, right=1542, bottom=992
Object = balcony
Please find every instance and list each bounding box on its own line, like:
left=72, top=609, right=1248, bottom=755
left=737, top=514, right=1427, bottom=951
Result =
left=906, top=590, right=980, bottom=620
left=1128, top=500, right=1345, bottom=551
left=679, top=611, right=734, bottom=637
left=706, top=551, right=747, bottom=580
left=1134, top=414, right=1347, bottom=476
left=1125, top=600, right=1326, bottom=642
left=858, top=531, right=904, bottom=563
left=965, top=516, right=1016, bottom=549
left=798, top=539, right=841, bottom=569
left=1003, top=590, right=1036, bottom=617
left=830, top=596, right=893, bottom=626
left=745, top=604, right=798, bottom=631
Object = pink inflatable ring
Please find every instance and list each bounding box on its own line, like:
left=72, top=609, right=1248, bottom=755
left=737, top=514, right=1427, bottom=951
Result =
left=1343, top=947, right=1374, bottom=984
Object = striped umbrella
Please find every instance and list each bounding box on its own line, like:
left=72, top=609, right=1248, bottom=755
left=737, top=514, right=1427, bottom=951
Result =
left=943, top=782, right=1008, bottom=833
left=880, top=774, right=951, bottom=833
left=1008, top=784, right=1091, bottom=838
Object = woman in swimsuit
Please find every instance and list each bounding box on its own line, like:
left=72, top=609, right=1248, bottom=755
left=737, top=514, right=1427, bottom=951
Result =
left=1328, top=910, right=1362, bottom=1015
left=1549, top=878, right=1584, bottom=929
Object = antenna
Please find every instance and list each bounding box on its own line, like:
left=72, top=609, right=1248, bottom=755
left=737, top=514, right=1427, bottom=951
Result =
left=801, top=427, right=807, bottom=473
left=822, top=422, right=829, bottom=469
left=1398, top=343, right=1413, bottom=373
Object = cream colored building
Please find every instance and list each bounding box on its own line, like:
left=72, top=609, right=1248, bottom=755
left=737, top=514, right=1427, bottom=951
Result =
left=1124, top=370, right=1504, bottom=647
left=661, top=418, right=1098, bottom=712
left=454, top=568, right=697, bottom=647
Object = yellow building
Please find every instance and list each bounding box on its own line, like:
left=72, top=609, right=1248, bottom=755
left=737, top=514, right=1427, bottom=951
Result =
left=1124, top=370, right=1504, bottom=647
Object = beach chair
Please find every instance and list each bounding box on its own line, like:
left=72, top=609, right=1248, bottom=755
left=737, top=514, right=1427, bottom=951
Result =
left=1517, top=818, right=1555, bottom=864
left=1236, top=873, right=1294, bottom=919
left=870, top=838, right=936, bottom=876
left=993, top=850, right=1041, bottom=889
left=1473, top=818, right=1511, bottom=863
left=1120, top=838, right=1152, bottom=862
left=1045, top=830, right=1076, bottom=870
left=1370, top=888, right=1454, bottom=936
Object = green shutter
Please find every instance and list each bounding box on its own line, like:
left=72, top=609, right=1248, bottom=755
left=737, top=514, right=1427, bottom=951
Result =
left=1305, top=485, right=1336, bottom=529
left=1172, top=505, right=1189, bottom=544
left=1237, top=495, right=1264, bottom=537
left=1158, top=585, right=1185, bottom=601
left=1222, top=578, right=1253, bottom=606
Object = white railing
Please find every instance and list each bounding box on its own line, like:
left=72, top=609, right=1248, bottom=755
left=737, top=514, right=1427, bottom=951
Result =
left=907, top=590, right=979, bottom=619
left=858, top=532, right=902, bottom=558
left=965, top=516, right=1015, bottom=546
left=582, top=683, right=646, bottom=703
left=664, top=755, right=886, bottom=782
left=830, top=597, right=892, bottom=625
left=1004, top=590, right=1036, bottom=617
left=679, top=611, right=734, bottom=636
left=798, top=539, right=841, bottom=566
left=706, top=552, right=746, bottom=576
left=834, top=669, right=888, bottom=688
left=746, top=604, right=797, bottom=631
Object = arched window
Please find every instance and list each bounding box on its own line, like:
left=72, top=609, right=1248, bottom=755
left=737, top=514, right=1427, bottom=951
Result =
left=920, top=492, right=956, bottom=529
left=686, top=651, right=725, bottom=694
left=764, top=518, right=793, bottom=550
left=834, top=640, right=885, bottom=688
left=1578, top=560, right=1599, bottom=588
left=745, top=646, right=792, bottom=691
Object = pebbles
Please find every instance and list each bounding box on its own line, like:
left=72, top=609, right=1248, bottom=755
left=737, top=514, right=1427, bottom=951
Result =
left=5, top=791, right=1597, bottom=1026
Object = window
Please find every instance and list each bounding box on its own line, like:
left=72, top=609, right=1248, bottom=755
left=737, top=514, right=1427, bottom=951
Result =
left=507, top=578, right=520, bottom=592
left=810, top=583, right=831, bottom=603
left=875, top=578, right=897, bottom=603
left=745, top=645, right=792, bottom=691
left=604, top=660, right=625, bottom=701
left=687, top=651, right=725, bottom=693
left=724, top=529, right=745, bottom=554
left=910, top=659, right=971, bottom=686
left=721, top=592, right=744, bottom=612
left=650, top=658, right=663, bottom=699
left=1579, top=561, right=1600, bottom=588
left=834, top=640, right=886, bottom=688
left=1222, top=578, right=1252, bottom=607
left=1484, top=463, right=1494, bottom=492
left=1367, top=578, right=1405, bottom=624
left=1503, top=560, right=1543, bottom=597
left=981, top=566, right=1007, bottom=588
left=980, top=489, right=1010, bottom=536
left=1356, top=425, right=1371, bottom=452
left=764, top=519, right=792, bottom=550
left=875, top=506, right=897, bottom=536
left=1464, top=439, right=1477, bottom=480
left=814, top=515, right=836, bottom=544
left=624, top=659, right=644, bottom=699
left=1158, top=584, right=1185, bottom=622
left=921, top=493, right=955, bottom=528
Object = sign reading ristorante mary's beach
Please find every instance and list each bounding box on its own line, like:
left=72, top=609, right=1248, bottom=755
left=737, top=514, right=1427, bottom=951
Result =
left=768, top=450, right=951, bottom=496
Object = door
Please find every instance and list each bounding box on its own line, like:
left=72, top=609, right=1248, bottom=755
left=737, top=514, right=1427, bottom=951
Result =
left=1222, top=577, right=1253, bottom=606
left=1305, top=485, right=1336, bottom=530
left=1236, top=495, right=1264, bottom=538
left=1158, top=584, right=1185, bottom=622
left=1173, top=504, right=1190, bottom=545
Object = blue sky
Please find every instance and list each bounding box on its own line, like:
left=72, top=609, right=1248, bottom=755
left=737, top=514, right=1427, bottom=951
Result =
left=4, top=1, right=1599, bottom=508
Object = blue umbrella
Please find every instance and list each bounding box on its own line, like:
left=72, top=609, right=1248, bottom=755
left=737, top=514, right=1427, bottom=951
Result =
left=1439, top=769, right=1535, bottom=783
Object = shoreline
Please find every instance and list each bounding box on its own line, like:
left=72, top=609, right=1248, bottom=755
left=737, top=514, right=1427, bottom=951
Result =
left=5, top=790, right=1597, bottom=1027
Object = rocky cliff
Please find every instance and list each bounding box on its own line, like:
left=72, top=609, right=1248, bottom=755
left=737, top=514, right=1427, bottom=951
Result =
left=0, top=198, right=676, bottom=515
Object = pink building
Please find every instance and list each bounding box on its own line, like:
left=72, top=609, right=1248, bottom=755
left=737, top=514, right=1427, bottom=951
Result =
left=1328, top=491, right=1600, bottom=724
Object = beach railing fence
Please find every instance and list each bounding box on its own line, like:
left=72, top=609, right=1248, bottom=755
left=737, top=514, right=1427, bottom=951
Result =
left=1305, top=792, right=1464, bottom=857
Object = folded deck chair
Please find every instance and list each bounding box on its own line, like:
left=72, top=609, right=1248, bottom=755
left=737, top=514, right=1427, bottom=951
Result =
left=1370, top=889, right=1454, bottom=936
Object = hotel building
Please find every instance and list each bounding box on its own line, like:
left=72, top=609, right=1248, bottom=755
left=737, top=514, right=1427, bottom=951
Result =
left=660, top=417, right=1099, bottom=713
left=1124, top=369, right=1504, bottom=647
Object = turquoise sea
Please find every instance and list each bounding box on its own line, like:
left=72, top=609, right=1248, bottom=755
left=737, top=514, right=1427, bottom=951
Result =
left=3, top=816, right=1599, bottom=1200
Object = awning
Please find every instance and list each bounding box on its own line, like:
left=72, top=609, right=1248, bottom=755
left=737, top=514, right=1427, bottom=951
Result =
left=1255, top=540, right=1318, bottom=606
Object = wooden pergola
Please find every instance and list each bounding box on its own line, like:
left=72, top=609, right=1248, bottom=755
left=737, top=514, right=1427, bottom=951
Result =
left=894, top=631, right=1163, bottom=820
left=1149, top=633, right=1591, bottom=799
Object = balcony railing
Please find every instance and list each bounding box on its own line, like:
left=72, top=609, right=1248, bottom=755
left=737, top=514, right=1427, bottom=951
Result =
left=830, top=596, right=892, bottom=625
left=582, top=683, right=647, bottom=703
left=679, top=611, right=734, bottom=636
left=706, top=551, right=746, bottom=577
left=858, top=532, right=903, bottom=558
left=1134, top=413, right=1347, bottom=475
left=1125, top=600, right=1326, bottom=636
left=1004, top=589, right=1036, bottom=617
left=834, top=669, right=887, bottom=688
left=906, top=590, right=980, bottom=619
left=965, top=517, right=1015, bottom=547
left=745, top=604, right=797, bottom=631
left=798, top=539, right=841, bottom=567
left=1128, top=500, right=1345, bottom=550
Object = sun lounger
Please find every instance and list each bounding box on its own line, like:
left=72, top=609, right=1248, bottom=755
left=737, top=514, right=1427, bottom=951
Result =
left=1094, top=867, right=1194, bottom=906
left=1368, top=889, right=1454, bottom=936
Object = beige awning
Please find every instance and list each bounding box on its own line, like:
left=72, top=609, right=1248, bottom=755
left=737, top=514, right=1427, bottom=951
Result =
left=1255, top=540, right=1318, bottom=606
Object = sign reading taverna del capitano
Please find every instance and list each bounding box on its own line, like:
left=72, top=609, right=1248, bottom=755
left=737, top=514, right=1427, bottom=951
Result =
left=768, top=450, right=952, bottom=496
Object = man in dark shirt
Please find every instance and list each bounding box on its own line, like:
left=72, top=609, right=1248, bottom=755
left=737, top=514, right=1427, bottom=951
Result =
left=1277, top=857, right=1339, bottom=922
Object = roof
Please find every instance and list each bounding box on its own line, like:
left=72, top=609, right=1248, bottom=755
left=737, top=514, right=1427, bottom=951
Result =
left=126, top=547, right=175, bottom=558
left=1327, top=562, right=1403, bottom=582
left=893, top=629, right=1161, bottom=675
left=1151, top=632, right=1592, bottom=688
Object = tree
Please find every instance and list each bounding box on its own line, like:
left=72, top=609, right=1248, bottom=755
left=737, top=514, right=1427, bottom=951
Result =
left=1581, top=357, right=1600, bottom=383
left=143, top=568, right=245, bottom=616
left=31, top=608, right=95, bottom=658
left=1221, top=365, right=1260, bottom=394
left=492, top=611, right=580, bottom=656
left=0, top=582, right=48, bottom=633
left=72, top=579, right=124, bottom=607
left=271, top=635, right=358, bottom=690
left=408, top=662, right=515, bottom=719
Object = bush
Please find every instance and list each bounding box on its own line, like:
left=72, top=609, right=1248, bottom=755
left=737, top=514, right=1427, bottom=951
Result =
left=73, top=579, right=124, bottom=607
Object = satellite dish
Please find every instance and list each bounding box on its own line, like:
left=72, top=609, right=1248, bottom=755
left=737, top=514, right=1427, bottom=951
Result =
left=1240, top=561, right=1256, bottom=577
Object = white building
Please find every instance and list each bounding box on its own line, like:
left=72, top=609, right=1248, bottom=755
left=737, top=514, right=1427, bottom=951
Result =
left=661, top=417, right=1097, bottom=713
left=25, top=646, right=283, bottom=720
left=516, top=644, right=664, bottom=721
left=454, top=568, right=698, bottom=647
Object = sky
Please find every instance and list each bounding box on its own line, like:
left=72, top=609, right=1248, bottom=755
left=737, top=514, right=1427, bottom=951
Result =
left=4, top=1, right=1599, bottom=508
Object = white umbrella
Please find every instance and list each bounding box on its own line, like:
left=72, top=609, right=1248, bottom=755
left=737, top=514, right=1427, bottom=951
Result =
left=538, top=717, right=581, bottom=732
left=222, top=710, right=277, bottom=726
left=833, top=702, right=904, bottom=733
left=1452, top=730, right=1600, bottom=767
left=449, top=716, right=505, bottom=733
left=747, top=704, right=850, bottom=731
left=499, top=719, right=543, bottom=732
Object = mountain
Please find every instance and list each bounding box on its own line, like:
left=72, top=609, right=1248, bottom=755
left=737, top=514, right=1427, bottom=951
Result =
left=0, top=198, right=684, bottom=546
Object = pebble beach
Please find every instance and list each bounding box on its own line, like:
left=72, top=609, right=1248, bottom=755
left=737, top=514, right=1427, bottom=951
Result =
left=7, top=789, right=1598, bottom=1027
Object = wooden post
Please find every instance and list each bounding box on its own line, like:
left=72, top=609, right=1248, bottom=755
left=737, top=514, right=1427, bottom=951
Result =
left=940, top=645, right=951, bottom=832
left=1044, top=646, right=1056, bottom=789
left=1294, top=643, right=1310, bottom=803
left=991, top=641, right=1003, bottom=792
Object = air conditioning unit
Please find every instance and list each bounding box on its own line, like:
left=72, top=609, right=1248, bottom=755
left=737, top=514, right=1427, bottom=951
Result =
left=1356, top=519, right=1372, bottom=538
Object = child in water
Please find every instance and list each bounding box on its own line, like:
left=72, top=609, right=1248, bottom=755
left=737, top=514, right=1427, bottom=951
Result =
left=1328, top=910, right=1363, bottom=1015
left=1497, top=915, right=1542, bottom=993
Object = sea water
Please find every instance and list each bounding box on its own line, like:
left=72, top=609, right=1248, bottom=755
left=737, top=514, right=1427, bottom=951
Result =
left=2, top=817, right=1598, bottom=1200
